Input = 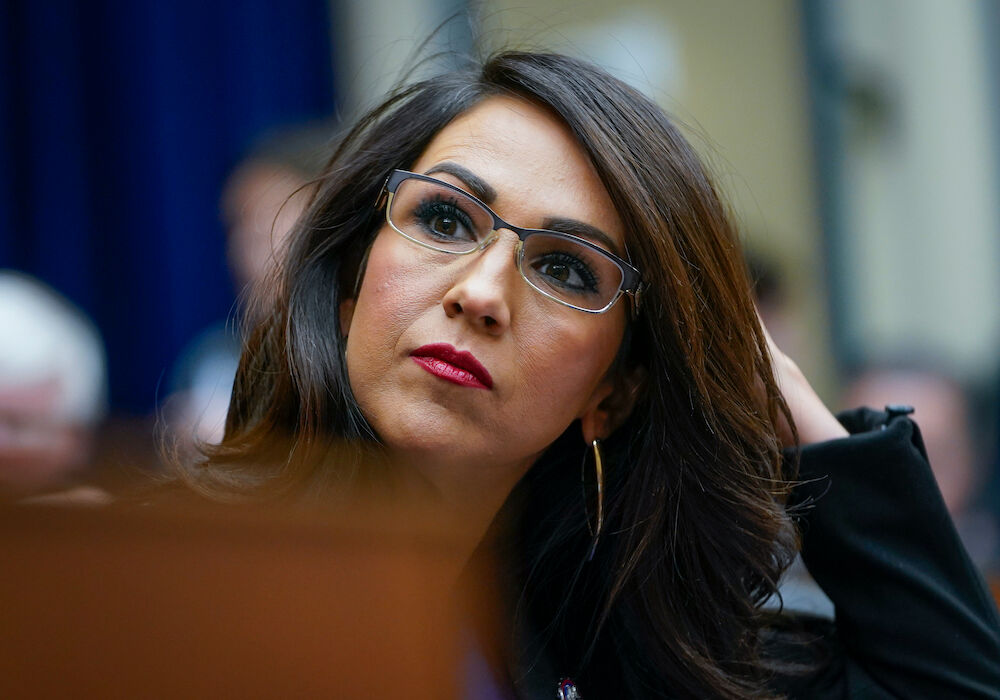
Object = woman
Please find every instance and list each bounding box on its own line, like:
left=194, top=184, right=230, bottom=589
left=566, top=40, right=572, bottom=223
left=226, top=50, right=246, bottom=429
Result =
left=181, top=52, right=1000, bottom=697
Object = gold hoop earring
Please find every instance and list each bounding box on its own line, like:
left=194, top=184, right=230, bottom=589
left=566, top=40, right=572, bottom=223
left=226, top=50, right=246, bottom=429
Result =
left=582, top=439, right=604, bottom=561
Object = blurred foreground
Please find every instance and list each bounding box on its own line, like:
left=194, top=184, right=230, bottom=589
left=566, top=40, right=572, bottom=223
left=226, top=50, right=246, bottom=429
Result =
left=0, top=497, right=495, bottom=699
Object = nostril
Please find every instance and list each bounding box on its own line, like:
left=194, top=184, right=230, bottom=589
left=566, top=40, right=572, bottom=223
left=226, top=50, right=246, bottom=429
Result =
left=484, top=316, right=497, bottom=328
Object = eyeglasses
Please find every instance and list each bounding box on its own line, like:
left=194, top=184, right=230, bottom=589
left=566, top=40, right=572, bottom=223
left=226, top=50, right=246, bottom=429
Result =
left=375, top=170, right=643, bottom=314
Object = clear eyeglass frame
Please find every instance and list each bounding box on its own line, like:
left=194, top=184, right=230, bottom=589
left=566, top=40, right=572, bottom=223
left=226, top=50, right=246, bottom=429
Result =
left=375, top=169, right=643, bottom=315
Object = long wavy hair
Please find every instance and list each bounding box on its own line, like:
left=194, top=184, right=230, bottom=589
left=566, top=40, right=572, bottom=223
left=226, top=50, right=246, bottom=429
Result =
left=179, top=51, right=799, bottom=698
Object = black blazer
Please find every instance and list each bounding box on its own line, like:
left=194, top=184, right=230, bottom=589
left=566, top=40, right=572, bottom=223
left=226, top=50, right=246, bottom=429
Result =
left=514, top=409, right=1000, bottom=698
left=769, top=407, right=1000, bottom=698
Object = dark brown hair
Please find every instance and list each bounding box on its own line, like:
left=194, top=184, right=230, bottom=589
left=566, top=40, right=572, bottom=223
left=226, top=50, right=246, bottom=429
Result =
left=181, top=51, right=798, bottom=698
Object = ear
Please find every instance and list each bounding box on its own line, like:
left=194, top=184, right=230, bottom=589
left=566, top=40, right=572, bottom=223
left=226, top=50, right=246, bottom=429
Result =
left=339, top=296, right=356, bottom=338
left=579, top=366, right=646, bottom=445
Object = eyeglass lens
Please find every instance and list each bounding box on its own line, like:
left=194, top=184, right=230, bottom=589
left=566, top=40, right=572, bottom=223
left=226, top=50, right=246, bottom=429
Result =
left=387, top=177, right=625, bottom=312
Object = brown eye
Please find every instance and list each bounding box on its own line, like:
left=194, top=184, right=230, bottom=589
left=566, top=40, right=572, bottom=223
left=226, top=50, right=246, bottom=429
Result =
left=541, top=261, right=571, bottom=283
left=412, top=198, right=476, bottom=243
left=432, top=216, right=458, bottom=237
left=530, top=252, right=599, bottom=293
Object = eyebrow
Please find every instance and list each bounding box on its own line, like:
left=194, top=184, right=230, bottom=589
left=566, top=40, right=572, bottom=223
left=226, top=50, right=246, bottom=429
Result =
left=542, top=217, right=623, bottom=259
left=423, top=162, right=623, bottom=258
left=424, top=162, right=497, bottom=204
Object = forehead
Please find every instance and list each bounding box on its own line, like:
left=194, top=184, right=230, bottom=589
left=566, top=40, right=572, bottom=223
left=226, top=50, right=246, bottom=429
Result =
left=408, top=96, right=626, bottom=248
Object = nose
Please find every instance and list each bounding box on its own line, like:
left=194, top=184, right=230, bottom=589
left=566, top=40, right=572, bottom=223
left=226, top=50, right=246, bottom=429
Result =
left=441, top=230, right=520, bottom=334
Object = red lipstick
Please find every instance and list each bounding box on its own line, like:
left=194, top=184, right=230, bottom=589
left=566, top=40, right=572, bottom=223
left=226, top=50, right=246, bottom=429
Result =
left=410, top=343, right=493, bottom=390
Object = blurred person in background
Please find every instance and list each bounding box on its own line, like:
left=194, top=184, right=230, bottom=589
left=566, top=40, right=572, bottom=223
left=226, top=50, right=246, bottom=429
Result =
left=0, top=271, right=108, bottom=500
left=164, top=127, right=328, bottom=453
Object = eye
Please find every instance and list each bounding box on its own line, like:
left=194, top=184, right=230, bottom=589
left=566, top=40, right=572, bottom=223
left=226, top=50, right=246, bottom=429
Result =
left=531, top=252, right=600, bottom=294
left=413, top=197, right=477, bottom=242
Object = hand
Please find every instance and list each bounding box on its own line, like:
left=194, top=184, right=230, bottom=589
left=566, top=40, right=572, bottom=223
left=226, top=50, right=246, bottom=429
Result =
left=760, top=318, right=849, bottom=447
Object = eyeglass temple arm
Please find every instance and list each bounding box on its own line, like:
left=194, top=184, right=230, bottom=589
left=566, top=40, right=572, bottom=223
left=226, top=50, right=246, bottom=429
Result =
left=626, top=283, right=644, bottom=318
left=620, top=239, right=644, bottom=313
left=374, top=175, right=391, bottom=210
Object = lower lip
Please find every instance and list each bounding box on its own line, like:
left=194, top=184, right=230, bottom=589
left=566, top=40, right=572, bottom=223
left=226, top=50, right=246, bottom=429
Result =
left=411, top=356, right=490, bottom=390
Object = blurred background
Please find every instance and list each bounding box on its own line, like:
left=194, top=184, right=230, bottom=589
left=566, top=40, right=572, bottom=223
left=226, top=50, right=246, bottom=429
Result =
left=1, top=0, right=998, bottom=571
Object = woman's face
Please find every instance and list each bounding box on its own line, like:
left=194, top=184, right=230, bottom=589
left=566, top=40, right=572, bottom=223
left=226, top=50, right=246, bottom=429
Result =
left=342, top=96, right=629, bottom=505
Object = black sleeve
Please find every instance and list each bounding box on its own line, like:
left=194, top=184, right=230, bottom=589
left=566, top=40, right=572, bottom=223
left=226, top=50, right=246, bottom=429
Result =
left=785, top=407, right=1000, bottom=699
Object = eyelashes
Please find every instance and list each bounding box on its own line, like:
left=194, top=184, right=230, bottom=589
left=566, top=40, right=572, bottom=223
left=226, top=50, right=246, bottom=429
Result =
left=408, top=190, right=603, bottom=298
left=413, top=196, right=477, bottom=239
left=529, top=251, right=601, bottom=293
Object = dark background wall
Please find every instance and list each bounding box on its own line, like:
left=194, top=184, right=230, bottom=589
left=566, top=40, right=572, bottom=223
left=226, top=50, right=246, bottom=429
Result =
left=0, top=0, right=336, bottom=414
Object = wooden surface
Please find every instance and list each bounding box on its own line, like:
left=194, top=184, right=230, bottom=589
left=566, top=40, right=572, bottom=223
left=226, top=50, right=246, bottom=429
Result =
left=0, top=501, right=480, bottom=699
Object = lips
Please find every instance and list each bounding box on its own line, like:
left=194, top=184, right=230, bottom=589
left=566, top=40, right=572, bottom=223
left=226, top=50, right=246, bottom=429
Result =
left=410, top=343, right=494, bottom=390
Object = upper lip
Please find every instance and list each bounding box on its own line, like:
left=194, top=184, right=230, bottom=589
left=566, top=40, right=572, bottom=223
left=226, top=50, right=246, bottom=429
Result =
left=410, top=343, right=494, bottom=389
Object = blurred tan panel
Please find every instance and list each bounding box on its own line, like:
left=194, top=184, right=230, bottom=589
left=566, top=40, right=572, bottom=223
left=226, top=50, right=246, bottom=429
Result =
left=834, top=0, right=1000, bottom=384
left=333, top=0, right=470, bottom=120
left=0, top=503, right=477, bottom=699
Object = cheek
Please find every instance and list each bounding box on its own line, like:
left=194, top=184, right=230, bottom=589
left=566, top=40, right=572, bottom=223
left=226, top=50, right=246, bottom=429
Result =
left=515, top=314, right=624, bottom=413
left=344, top=233, right=440, bottom=401
left=349, top=234, right=435, bottom=341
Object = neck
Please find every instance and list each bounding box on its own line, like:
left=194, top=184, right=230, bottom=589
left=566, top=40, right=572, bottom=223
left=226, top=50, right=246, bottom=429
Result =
left=379, top=447, right=537, bottom=569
